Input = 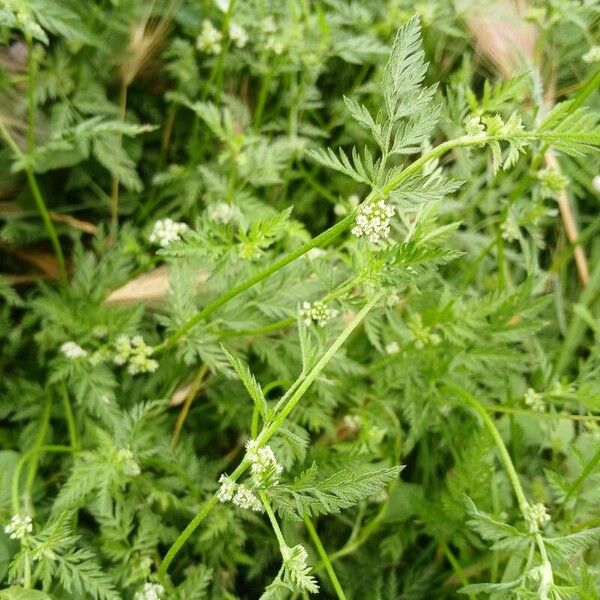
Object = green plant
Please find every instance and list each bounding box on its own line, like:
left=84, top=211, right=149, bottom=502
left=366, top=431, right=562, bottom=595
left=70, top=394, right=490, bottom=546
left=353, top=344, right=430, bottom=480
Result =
left=1, top=1, right=600, bottom=599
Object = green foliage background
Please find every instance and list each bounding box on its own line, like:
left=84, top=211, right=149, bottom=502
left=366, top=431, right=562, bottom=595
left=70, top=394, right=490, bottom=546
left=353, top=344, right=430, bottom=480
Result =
left=1, top=0, right=600, bottom=598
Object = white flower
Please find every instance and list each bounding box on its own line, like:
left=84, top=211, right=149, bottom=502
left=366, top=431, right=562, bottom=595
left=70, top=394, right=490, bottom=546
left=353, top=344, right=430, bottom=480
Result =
left=385, top=341, right=400, bottom=355
left=262, top=16, right=277, bottom=33
left=524, top=388, right=545, bottom=413
left=217, top=474, right=236, bottom=503
left=148, top=218, right=188, bottom=247
left=208, top=202, right=235, bottom=224
left=117, top=448, right=141, bottom=476
left=134, top=583, right=165, bottom=600
left=245, top=439, right=283, bottom=485
left=351, top=200, right=395, bottom=246
left=265, top=37, right=284, bottom=55
left=232, top=484, right=263, bottom=512
left=4, top=514, right=32, bottom=540
left=214, top=0, right=230, bottom=11
left=113, top=335, right=158, bottom=375
left=299, top=300, right=338, bottom=327
left=306, top=247, right=326, bottom=261
left=500, top=215, right=519, bottom=242
left=196, top=20, right=222, bottom=55
left=60, top=341, right=87, bottom=359
left=524, top=503, right=550, bottom=532
left=593, top=175, right=600, bottom=193
left=583, top=46, right=600, bottom=63
left=464, top=115, right=484, bottom=136
left=229, top=22, right=248, bottom=48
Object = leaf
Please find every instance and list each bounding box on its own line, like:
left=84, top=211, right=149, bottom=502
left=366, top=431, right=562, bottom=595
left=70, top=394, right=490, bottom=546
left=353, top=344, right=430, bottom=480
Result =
left=222, top=348, right=267, bottom=418
left=544, top=527, right=600, bottom=557
left=270, top=464, right=402, bottom=520
left=0, top=588, right=54, bottom=600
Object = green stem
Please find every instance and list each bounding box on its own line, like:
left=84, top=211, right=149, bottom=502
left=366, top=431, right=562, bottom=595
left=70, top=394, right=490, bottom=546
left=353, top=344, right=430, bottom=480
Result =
left=12, top=445, right=73, bottom=515
left=159, top=294, right=380, bottom=576
left=554, top=257, right=600, bottom=378
left=444, top=385, right=528, bottom=510
left=445, top=384, right=553, bottom=582
left=0, top=120, right=67, bottom=281
left=156, top=215, right=353, bottom=351
left=23, top=397, right=52, bottom=514
left=304, top=517, right=348, bottom=600
left=441, top=541, right=473, bottom=595
left=61, top=384, right=79, bottom=451
left=260, top=492, right=288, bottom=551
left=157, top=134, right=497, bottom=352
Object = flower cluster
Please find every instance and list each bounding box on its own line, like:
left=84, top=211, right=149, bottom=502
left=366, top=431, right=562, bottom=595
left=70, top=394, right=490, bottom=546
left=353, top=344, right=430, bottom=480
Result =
left=593, top=175, right=600, bottom=193
left=351, top=200, right=395, bottom=245
left=217, top=475, right=263, bottom=512
left=229, top=22, right=248, bottom=48
left=408, top=314, right=441, bottom=349
left=4, top=514, right=32, bottom=540
left=300, top=301, right=338, bottom=327
left=196, top=19, right=222, bottom=54
left=385, top=341, right=400, bottom=355
left=116, top=448, right=141, bottom=477
left=245, top=439, right=283, bottom=486
left=524, top=388, right=545, bottom=413
left=583, top=46, right=600, bottom=63
left=148, top=218, right=188, bottom=247
left=113, top=335, right=158, bottom=375
left=524, top=503, right=550, bottom=532
left=208, top=201, right=235, bottom=224
left=500, top=215, right=520, bottom=242
left=464, top=115, right=485, bottom=136
left=60, top=341, right=87, bottom=359
left=537, top=167, right=568, bottom=200
left=133, top=583, right=165, bottom=600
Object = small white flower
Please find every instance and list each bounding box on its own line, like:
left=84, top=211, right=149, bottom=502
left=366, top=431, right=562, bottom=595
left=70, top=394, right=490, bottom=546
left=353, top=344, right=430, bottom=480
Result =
left=464, top=115, right=485, bottom=136
left=208, top=202, right=235, bottom=224
left=583, top=46, right=600, bottom=63
left=149, top=218, right=188, bottom=247
left=385, top=341, right=400, bottom=355
left=60, top=341, right=87, bottom=359
left=232, top=484, right=263, bottom=512
left=342, top=414, right=361, bottom=432
left=265, top=37, right=284, bottom=55
left=524, top=388, right=545, bottom=413
left=229, top=22, right=248, bottom=48
left=214, top=0, right=230, bottom=12
left=117, top=448, right=141, bottom=476
left=262, top=16, right=277, bottom=33
left=524, top=503, right=550, bottom=532
left=113, top=335, right=158, bottom=375
left=196, top=20, right=222, bottom=55
left=593, top=175, right=600, bottom=193
left=306, top=247, right=326, bottom=261
left=299, top=300, right=338, bottom=327
left=4, top=514, right=32, bottom=540
left=351, top=200, right=395, bottom=246
left=134, top=582, right=165, bottom=600
left=245, top=439, right=283, bottom=485
left=217, top=474, right=236, bottom=503
left=500, top=216, right=519, bottom=242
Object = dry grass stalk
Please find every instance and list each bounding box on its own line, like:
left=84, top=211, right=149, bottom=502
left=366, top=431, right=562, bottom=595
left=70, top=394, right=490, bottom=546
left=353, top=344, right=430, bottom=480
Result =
left=466, top=0, right=590, bottom=286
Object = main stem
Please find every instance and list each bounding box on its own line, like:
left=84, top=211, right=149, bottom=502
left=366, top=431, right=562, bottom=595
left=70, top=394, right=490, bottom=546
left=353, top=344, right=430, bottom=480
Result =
left=158, top=134, right=490, bottom=352
left=159, top=294, right=380, bottom=577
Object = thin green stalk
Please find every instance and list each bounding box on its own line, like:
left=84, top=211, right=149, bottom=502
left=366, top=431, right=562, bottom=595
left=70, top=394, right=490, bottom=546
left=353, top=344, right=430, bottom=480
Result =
left=159, top=294, right=380, bottom=577
left=260, top=492, right=288, bottom=551
left=61, top=383, right=79, bottom=451
left=0, top=121, right=67, bottom=282
left=445, top=384, right=553, bottom=581
left=304, top=517, right=348, bottom=600
left=24, top=397, right=52, bottom=514
left=441, top=541, right=474, bottom=597
left=12, top=445, right=73, bottom=514
left=554, top=257, right=600, bottom=378
left=156, top=215, right=354, bottom=351
left=110, top=83, right=128, bottom=226
left=158, top=134, right=493, bottom=352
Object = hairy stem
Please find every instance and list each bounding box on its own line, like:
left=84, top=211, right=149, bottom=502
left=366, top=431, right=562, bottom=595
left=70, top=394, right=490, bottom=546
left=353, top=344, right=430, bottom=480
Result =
left=159, top=294, right=380, bottom=576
